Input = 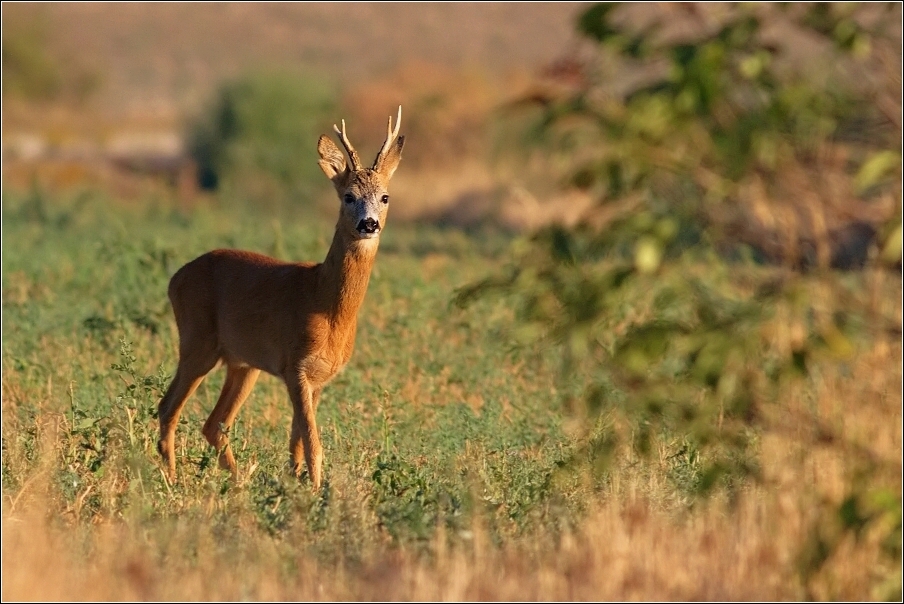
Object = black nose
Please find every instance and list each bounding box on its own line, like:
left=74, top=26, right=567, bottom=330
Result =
left=357, top=218, right=380, bottom=234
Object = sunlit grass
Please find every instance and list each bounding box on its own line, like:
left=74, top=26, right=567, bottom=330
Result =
left=2, top=188, right=900, bottom=600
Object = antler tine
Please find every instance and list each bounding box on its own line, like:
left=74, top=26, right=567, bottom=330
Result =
left=375, top=105, right=403, bottom=166
left=332, top=118, right=362, bottom=171
left=390, top=105, right=402, bottom=142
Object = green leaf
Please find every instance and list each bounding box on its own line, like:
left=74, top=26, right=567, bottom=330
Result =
left=634, top=236, right=663, bottom=274
left=577, top=3, right=619, bottom=43
left=75, top=417, right=97, bottom=431
left=855, top=151, right=901, bottom=194
left=615, top=321, right=683, bottom=374
left=879, top=222, right=902, bottom=266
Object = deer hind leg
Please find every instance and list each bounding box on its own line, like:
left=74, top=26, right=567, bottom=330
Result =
left=202, top=364, right=260, bottom=475
left=285, top=375, right=323, bottom=489
left=157, top=342, right=219, bottom=481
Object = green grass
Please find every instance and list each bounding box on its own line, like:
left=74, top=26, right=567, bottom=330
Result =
left=1, top=187, right=587, bottom=553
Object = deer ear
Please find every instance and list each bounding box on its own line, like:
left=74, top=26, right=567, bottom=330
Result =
left=317, top=135, right=348, bottom=183
left=375, top=135, right=405, bottom=180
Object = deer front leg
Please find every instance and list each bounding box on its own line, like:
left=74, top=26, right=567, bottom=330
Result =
left=285, top=375, right=323, bottom=489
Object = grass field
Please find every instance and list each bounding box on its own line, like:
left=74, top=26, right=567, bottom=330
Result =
left=1, top=182, right=900, bottom=600
left=2, top=3, right=901, bottom=600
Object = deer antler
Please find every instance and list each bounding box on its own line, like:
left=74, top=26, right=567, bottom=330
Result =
left=333, top=119, right=362, bottom=171
left=373, top=105, right=402, bottom=170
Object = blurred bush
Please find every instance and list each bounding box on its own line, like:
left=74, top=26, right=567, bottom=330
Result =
left=186, top=71, right=338, bottom=206
left=458, top=3, right=901, bottom=594
left=2, top=16, right=61, bottom=100
left=514, top=3, right=900, bottom=269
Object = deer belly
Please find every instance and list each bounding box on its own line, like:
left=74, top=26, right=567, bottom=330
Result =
left=218, top=329, right=286, bottom=377
left=220, top=349, right=284, bottom=377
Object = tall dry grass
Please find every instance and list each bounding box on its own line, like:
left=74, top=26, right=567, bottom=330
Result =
left=0, top=482, right=891, bottom=600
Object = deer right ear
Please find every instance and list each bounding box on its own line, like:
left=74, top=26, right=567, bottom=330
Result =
left=317, top=135, right=348, bottom=184
left=375, top=135, right=405, bottom=180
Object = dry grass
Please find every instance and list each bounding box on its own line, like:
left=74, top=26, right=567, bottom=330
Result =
left=2, top=495, right=797, bottom=601
left=3, top=317, right=900, bottom=601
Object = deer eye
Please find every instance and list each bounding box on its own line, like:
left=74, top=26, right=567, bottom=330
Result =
left=343, top=193, right=355, bottom=204
left=381, top=195, right=390, bottom=204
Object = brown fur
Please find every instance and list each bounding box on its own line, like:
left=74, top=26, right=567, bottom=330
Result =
left=157, top=109, right=405, bottom=489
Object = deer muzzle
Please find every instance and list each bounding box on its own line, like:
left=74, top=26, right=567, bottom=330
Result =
left=357, top=218, right=380, bottom=236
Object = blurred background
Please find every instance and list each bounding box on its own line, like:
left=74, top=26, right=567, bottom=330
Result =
left=3, top=3, right=901, bottom=255
left=4, top=3, right=902, bottom=252
left=2, top=2, right=593, bottom=224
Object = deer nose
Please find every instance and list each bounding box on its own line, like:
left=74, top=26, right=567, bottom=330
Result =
left=357, top=218, right=380, bottom=234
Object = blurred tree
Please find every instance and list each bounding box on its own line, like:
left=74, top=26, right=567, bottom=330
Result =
left=458, top=3, right=901, bottom=593
left=526, top=2, right=901, bottom=269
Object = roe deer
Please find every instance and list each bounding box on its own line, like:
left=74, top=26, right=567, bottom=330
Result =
left=156, top=107, right=405, bottom=489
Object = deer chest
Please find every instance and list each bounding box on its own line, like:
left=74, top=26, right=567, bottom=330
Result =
left=301, top=327, right=357, bottom=387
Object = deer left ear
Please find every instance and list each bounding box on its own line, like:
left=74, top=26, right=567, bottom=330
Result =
left=375, top=135, right=405, bottom=180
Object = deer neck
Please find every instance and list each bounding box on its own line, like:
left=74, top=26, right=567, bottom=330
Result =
left=319, top=227, right=379, bottom=326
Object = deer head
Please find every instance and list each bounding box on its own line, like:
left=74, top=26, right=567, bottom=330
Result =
left=317, top=106, right=405, bottom=241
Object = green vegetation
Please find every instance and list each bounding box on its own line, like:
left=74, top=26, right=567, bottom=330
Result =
left=187, top=71, right=339, bottom=206
left=1, top=14, right=62, bottom=100
left=458, top=2, right=902, bottom=596
left=0, top=189, right=583, bottom=549
left=2, top=178, right=900, bottom=599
